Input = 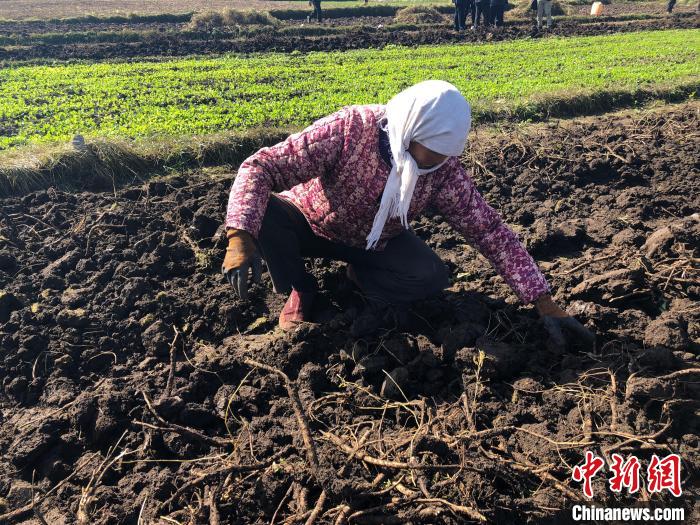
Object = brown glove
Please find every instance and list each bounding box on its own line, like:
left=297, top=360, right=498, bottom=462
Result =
left=222, top=229, right=262, bottom=300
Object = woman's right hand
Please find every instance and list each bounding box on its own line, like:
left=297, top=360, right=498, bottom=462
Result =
left=222, top=229, right=262, bottom=301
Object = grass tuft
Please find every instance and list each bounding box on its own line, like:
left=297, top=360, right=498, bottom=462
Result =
left=394, top=6, right=446, bottom=24
left=0, top=129, right=292, bottom=198
left=188, top=8, right=280, bottom=30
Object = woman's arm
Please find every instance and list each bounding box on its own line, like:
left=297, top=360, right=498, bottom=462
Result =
left=226, top=111, right=347, bottom=238
left=434, top=163, right=550, bottom=304
left=435, top=164, right=596, bottom=349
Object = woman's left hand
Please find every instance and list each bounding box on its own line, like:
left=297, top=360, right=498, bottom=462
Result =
left=535, top=295, right=596, bottom=352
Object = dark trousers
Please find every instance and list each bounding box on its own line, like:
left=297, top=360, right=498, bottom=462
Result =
left=468, top=0, right=477, bottom=25
left=489, top=3, right=504, bottom=26
left=667, top=0, right=676, bottom=11
left=311, top=0, right=322, bottom=22
left=257, top=195, right=449, bottom=305
left=454, top=2, right=469, bottom=30
left=473, top=2, right=489, bottom=27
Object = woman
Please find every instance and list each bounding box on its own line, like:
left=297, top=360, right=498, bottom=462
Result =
left=223, top=80, right=593, bottom=347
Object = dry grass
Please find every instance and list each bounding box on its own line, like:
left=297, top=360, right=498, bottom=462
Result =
left=0, top=128, right=292, bottom=198
left=188, top=8, right=280, bottom=30
left=509, top=0, right=569, bottom=18
left=394, top=5, right=446, bottom=24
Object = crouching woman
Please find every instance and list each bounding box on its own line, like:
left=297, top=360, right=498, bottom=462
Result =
left=222, top=80, right=593, bottom=347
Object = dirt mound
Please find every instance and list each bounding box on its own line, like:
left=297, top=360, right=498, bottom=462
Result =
left=188, top=8, right=280, bottom=30
left=394, top=6, right=446, bottom=25
left=0, top=103, right=698, bottom=523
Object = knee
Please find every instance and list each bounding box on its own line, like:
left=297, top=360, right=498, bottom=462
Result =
left=258, top=197, right=293, bottom=246
left=429, top=260, right=450, bottom=292
left=407, top=257, right=449, bottom=293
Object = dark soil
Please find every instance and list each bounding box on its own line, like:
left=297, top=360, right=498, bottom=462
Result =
left=570, top=1, right=699, bottom=17
left=1, top=14, right=697, bottom=61
left=0, top=103, right=698, bottom=524
left=0, top=21, right=184, bottom=33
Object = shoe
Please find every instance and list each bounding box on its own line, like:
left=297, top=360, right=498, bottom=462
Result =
left=279, top=289, right=316, bottom=331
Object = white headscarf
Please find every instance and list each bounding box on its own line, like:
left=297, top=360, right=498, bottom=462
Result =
left=366, top=80, right=471, bottom=250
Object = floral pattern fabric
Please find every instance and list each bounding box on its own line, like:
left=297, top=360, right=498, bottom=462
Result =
left=226, top=104, right=550, bottom=303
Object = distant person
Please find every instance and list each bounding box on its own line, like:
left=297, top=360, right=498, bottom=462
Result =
left=489, top=0, right=505, bottom=27
left=309, top=0, right=322, bottom=22
left=467, top=0, right=477, bottom=27
left=667, top=0, right=676, bottom=12
left=453, top=0, right=469, bottom=30
left=472, top=0, right=489, bottom=28
left=537, top=0, right=553, bottom=29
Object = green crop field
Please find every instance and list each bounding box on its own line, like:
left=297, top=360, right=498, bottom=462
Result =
left=1, top=29, right=698, bottom=150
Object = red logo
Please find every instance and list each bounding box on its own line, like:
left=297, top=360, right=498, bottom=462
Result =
left=572, top=452, right=683, bottom=498
left=609, top=454, right=641, bottom=494
left=572, top=451, right=605, bottom=498
left=647, top=454, right=682, bottom=497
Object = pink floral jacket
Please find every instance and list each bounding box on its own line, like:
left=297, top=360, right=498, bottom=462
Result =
left=226, top=104, right=550, bottom=303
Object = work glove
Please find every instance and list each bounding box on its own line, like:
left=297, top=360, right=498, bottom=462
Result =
left=542, top=315, right=596, bottom=353
left=535, top=294, right=596, bottom=353
left=222, top=229, right=263, bottom=301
